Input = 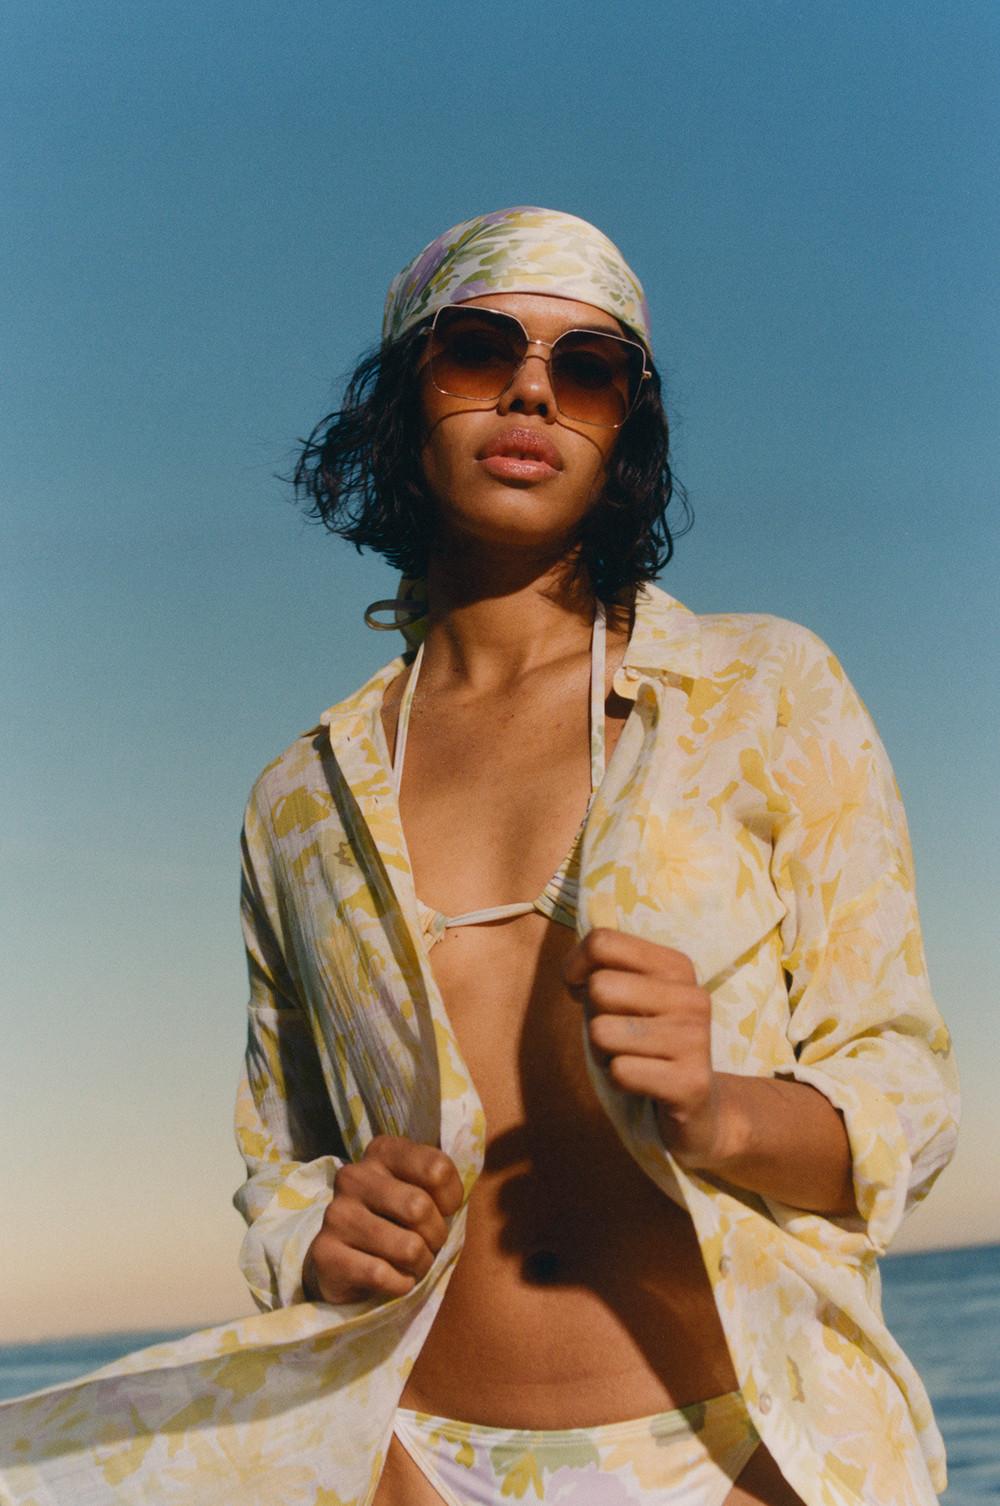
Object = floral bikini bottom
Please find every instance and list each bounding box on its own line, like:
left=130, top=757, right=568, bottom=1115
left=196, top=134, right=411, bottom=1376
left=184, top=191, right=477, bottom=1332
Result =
left=393, top=1389, right=760, bottom=1505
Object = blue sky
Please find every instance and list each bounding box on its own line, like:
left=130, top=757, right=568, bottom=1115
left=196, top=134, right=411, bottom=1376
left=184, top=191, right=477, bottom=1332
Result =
left=3, top=0, right=998, bottom=1339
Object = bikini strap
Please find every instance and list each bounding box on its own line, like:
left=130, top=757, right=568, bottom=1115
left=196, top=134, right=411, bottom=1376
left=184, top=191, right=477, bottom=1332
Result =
left=590, top=600, right=607, bottom=793
left=393, top=602, right=607, bottom=795
left=391, top=641, right=422, bottom=793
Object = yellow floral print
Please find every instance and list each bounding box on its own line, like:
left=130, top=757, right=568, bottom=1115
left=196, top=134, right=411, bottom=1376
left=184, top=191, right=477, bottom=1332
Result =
left=0, top=586, right=958, bottom=1506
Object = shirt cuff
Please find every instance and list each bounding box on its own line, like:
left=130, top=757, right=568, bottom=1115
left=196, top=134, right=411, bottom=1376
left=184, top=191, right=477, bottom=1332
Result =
left=775, top=1061, right=911, bottom=1254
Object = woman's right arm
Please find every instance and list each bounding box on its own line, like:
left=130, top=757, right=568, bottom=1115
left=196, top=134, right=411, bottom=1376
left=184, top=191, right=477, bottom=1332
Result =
left=233, top=808, right=349, bottom=1310
left=234, top=797, right=462, bottom=1310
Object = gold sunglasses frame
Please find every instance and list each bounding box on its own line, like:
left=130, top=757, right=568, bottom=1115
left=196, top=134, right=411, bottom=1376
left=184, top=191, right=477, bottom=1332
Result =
left=423, top=304, right=652, bottom=429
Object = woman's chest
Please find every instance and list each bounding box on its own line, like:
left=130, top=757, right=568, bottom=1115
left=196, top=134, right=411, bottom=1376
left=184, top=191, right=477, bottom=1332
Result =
left=387, top=688, right=630, bottom=919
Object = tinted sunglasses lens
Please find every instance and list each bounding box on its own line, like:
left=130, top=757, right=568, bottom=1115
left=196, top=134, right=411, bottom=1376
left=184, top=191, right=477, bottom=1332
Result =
left=428, top=307, right=645, bottom=426
left=428, top=308, right=525, bottom=400
left=551, top=333, right=643, bottom=426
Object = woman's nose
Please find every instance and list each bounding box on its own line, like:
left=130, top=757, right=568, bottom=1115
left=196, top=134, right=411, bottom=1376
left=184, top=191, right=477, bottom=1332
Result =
left=496, top=349, right=558, bottom=420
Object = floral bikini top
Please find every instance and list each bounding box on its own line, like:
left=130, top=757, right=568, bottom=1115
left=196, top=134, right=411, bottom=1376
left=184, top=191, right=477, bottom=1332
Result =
left=392, top=604, right=608, bottom=949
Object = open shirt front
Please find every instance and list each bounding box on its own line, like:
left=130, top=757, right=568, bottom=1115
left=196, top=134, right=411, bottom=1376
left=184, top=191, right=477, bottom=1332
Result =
left=0, top=585, right=958, bottom=1506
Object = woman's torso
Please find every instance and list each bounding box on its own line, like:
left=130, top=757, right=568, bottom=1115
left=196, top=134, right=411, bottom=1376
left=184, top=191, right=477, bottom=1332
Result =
left=380, top=621, right=739, bottom=1429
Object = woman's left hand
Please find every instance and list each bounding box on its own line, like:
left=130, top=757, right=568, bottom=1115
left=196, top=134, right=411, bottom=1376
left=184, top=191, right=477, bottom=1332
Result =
left=564, top=927, right=858, bottom=1213
left=563, top=927, right=733, bottom=1170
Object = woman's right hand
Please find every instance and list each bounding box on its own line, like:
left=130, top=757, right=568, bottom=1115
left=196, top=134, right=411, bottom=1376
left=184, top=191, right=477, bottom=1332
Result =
left=302, top=1135, right=465, bottom=1303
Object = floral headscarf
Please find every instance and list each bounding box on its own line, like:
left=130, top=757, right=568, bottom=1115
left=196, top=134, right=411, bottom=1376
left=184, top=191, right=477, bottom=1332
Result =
left=382, top=206, right=652, bottom=353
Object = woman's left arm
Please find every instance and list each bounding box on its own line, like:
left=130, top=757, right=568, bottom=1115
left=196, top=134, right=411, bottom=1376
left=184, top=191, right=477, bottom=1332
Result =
left=565, top=625, right=960, bottom=1247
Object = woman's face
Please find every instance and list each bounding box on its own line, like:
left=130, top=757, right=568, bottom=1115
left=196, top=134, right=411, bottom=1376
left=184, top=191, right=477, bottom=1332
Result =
left=416, top=292, right=625, bottom=561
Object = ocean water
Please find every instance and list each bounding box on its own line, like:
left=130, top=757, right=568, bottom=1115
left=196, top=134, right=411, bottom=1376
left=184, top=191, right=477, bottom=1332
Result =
left=878, top=1244, right=999, bottom=1503
left=1, top=1243, right=997, bottom=1502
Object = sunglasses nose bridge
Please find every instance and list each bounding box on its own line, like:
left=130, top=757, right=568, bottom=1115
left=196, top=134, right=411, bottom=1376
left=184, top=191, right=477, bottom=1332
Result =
left=497, top=342, right=560, bottom=416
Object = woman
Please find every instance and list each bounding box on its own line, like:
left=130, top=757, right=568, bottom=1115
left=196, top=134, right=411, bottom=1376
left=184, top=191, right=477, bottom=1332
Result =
left=0, top=208, right=958, bottom=1506
left=240, top=207, right=956, bottom=1503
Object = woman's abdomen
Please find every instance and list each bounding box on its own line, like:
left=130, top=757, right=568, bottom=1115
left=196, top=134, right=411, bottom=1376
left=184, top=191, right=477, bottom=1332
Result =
left=400, top=915, right=740, bottom=1427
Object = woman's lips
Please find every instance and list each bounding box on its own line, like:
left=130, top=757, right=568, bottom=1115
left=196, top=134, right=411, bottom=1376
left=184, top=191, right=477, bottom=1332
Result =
left=478, top=428, right=564, bottom=483
left=479, top=454, right=560, bottom=483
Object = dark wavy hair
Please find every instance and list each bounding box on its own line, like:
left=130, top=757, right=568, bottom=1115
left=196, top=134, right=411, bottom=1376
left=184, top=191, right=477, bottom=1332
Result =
left=292, top=320, right=690, bottom=602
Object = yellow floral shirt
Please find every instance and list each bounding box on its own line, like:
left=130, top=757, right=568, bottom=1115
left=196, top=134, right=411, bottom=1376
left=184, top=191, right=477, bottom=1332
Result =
left=0, top=585, right=958, bottom=1506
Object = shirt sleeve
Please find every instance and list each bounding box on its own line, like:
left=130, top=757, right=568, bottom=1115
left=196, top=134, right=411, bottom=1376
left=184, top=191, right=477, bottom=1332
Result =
left=232, top=794, right=347, bottom=1310
left=766, top=625, right=959, bottom=1254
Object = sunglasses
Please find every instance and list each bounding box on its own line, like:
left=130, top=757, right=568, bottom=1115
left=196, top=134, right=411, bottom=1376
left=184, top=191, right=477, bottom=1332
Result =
left=423, top=305, right=651, bottom=429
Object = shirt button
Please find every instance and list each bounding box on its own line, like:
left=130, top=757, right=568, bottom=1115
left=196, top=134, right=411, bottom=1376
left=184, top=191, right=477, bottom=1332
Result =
left=759, top=1392, right=772, bottom=1414
left=718, top=1255, right=731, bottom=1277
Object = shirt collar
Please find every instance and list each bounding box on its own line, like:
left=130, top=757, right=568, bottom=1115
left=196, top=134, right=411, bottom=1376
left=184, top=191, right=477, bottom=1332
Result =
left=614, top=582, right=702, bottom=695
left=320, top=654, right=406, bottom=736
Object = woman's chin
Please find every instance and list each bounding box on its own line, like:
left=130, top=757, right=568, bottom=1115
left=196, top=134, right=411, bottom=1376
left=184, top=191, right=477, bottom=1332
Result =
left=432, top=483, right=588, bottom=549
left=438, top=510, right=577, bottom=560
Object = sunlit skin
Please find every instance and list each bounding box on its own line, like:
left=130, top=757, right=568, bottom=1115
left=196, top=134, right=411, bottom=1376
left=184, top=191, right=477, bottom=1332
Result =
left=417, top=292, right=621, bottom=568
left=304, top=293, right=849, bottom=1504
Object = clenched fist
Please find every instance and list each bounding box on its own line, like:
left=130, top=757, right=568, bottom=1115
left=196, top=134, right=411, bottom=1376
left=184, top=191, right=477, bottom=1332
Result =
left=303, top=1135, right=464, bottom=1304
left=563, top=927, right=728, bottom=1170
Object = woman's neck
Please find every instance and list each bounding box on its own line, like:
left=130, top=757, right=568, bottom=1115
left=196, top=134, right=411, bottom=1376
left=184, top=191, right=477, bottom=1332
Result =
left=420, top=555, right=597, bottom=691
